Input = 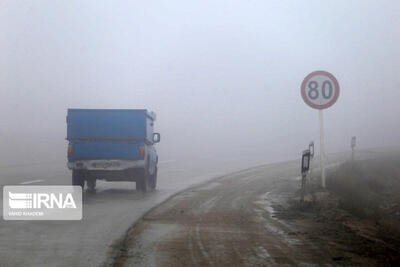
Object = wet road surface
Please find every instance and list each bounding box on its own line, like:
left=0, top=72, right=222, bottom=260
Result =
left=0, top=150, right=377, bottom=266
left=0, top=157, right=269, bottom=267
left=112, top=160, right=341, bottom=266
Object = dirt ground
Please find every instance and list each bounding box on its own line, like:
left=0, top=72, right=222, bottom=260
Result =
left=110, top=158, right=399, bottom=266
left=284, top=190, right=400, bottom=267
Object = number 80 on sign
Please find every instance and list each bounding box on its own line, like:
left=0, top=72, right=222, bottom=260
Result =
left=301, top=71, right=340, bottom=109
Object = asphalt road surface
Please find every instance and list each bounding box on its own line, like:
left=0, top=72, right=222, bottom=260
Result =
left=0, top=157, right=270, bottom=267
left=0, top=150, right=379, bottom=267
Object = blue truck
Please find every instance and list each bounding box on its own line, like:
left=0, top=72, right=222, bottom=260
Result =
left=66, top=109, right=160, bottom=192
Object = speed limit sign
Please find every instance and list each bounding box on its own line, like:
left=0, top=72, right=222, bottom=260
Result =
left=301, top=70, right=340, bottom=189
left=301, top=71, right=340, bottom=109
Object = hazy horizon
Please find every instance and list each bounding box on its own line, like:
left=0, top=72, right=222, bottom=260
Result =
left=1, top=0, right=399, bottom=166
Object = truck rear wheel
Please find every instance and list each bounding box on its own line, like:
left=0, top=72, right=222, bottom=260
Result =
left=72, top=170, right=84, bottom=188
left=137, top=169, right=149, bottom=192
left=87, top=178, right=96, bottom=192
left=149, top=167, right=157, bottom=190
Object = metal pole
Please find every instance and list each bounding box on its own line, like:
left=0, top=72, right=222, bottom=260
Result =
left=319, top=110, right=326, bottom=189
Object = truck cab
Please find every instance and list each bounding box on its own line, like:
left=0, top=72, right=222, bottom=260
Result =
left=66, top=109, right=160, bottom=192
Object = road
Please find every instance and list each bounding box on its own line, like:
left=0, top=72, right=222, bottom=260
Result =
left=110, top=149, right=388, bottom=267
left=0, top=157, right=271, bottom=267
left=112, top=159, right=344, bottom=267
left=0, top=150, right=379, bottom=266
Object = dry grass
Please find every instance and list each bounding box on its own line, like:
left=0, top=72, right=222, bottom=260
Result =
left=326, top=153, right=400, bottom=232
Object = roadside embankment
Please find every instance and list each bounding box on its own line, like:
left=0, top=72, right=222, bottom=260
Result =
left=290, top=151, right=400, bottom=265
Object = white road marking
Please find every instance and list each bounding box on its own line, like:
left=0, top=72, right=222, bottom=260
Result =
left=19, top=179, right=44, bottom=185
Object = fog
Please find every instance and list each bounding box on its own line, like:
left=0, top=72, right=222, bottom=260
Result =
left=1, top=0, right=399, bottom=166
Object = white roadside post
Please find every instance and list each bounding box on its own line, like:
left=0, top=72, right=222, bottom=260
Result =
left=301, top=71, right=340, bottom=189
left=309, top=141, right=315, bottom=159
left=351, top=136, right=356, bottom=161
left=308, top=141, right=314, bottom=184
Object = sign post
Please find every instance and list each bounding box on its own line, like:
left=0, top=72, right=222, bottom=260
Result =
left=319, top=110, right=325, bottom=187
left=301, top=71, right=340, bottom=189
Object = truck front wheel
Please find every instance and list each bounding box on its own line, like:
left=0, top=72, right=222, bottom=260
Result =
left=72, top=170, right=84, bottom=188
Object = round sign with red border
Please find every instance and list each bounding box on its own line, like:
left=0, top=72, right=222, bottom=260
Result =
left=301, top=71, right=340, bottom=109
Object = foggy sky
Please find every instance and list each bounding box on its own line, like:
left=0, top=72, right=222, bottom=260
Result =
left=1, top=0, right=400, bottom=166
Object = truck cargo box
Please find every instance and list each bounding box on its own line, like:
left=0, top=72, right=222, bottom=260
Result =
left=67, top=109, right=155, bottom=161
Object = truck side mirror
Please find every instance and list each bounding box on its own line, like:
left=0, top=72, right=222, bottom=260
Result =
left=153, top=133, right=161, bottom=143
